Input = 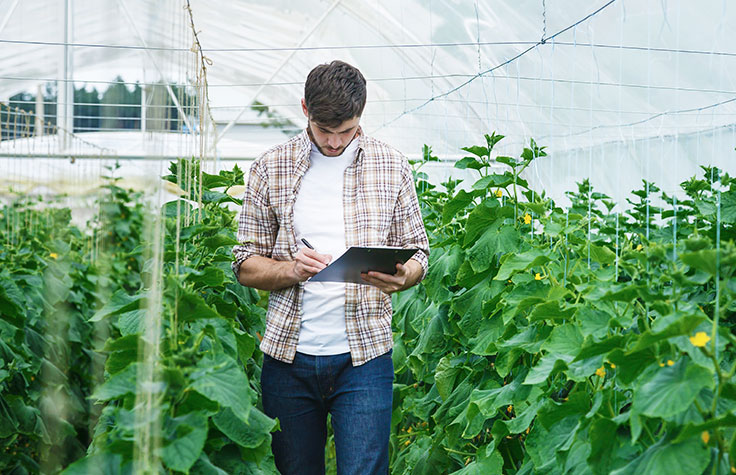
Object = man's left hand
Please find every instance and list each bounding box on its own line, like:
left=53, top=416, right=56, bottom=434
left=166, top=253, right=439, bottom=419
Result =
left=361, top=259, right=423, bottom=294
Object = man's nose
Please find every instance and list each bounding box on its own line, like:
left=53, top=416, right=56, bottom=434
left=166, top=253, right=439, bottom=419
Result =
left=328, top=135, right=341, bottom=148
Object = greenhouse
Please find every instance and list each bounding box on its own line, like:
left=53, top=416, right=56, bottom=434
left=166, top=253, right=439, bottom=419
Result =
left=0, top=0, right=735, bottom=473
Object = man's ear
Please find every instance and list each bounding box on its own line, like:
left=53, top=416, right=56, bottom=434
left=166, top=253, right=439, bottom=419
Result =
left=301, top=98, right=309, bottom=118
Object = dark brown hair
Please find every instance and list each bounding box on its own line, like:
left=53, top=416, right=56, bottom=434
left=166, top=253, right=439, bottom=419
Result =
left=304, top=60, right=367, bottom=128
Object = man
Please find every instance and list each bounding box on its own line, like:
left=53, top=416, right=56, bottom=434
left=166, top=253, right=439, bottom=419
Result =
left=232, top=60, right=429, bottom=474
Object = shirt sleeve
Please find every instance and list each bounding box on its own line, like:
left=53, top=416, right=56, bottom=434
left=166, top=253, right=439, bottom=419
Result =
left=232, top=159, right=278, bottom=277
left=386, top=158, right=430, bottom=281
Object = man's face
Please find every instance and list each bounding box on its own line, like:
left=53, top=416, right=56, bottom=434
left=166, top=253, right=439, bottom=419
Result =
left=302, top=99, right=360, bottom=157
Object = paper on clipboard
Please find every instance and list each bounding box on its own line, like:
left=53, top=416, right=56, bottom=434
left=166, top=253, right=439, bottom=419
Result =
left=309, top=246, right=419, bottom=284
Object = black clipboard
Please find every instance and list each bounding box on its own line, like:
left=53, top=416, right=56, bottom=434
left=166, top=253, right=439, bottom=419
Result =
left=309, top=246, right=419, bottom=284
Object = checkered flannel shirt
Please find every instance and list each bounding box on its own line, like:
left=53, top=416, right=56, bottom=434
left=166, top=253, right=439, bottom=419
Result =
left=232, top=129, right=429, bottom=366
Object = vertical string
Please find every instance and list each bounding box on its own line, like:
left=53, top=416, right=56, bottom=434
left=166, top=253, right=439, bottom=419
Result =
left=713, top=191, right=721, bottom=361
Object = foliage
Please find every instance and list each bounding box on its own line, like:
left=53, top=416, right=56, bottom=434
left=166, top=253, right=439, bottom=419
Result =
left=2, top=134, right=735, bottom=474
left=390, top=133, right=736, bottom=474
left=62, top=159, right=275, bottom=474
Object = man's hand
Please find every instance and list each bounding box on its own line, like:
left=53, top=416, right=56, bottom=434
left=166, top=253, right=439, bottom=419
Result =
left=360, top=259, right=423, bottom=294
left=292, top=248, right=332, bottom=281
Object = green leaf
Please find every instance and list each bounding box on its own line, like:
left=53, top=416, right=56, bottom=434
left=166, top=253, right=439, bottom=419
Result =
left=471, top=174, right=513, bottom=191
left=454, top=156, right=485, bottom=170
left=721, top=190, right=736, bottom=223
left=234, top=329, right=256, bottom=362
left=425, top=246, right=464, bottom=300
left=190, top=353, right=255, bottom=422
left=528, top=300, right=576, bottom=323
left=435, top=356, right=460, bottom=401
left=212, top=407, right=277, bottom=449
left=589, top=244, right=616, bottom=265
left=442, top=189, right=475, bottom=224
left=450, top=443, right=503, bottom=474
left=588, top=418, right=621, bottom=475
left=191, top=453, right=230, bottom=475
left=61, top=451, right=124, bottom=475
left=177, top=289, right=222, bottom=322
left=633, top=358, right=714, bottom=419
left=495, top=156, right=518, bottom=168
left=0, top=277, right=25, bottom=327
left=90, top=289, right=145, bottom=322
left=610, top=437, right=709, bottom=475
left=627, top=311, right=706, bottom=354
left=524, top=354, right=570, bottom=385
left=187, top=267, right=227, bottom=287
left=573, top=335, right=627, bottom=362
left=468, top=225, right=520, bottom=273
left=681, top=249, right=718, bottom=275
left=541, top=324, right=584, bottom=357
left=158, top=411, right=209, bottom=472
left=201, top=233, right=240, bottom=252
left=92, top=363, right=140, bottom=401
left=461, top=145, right=489, bottom=159
left=494, top=249, right=550, bottom=281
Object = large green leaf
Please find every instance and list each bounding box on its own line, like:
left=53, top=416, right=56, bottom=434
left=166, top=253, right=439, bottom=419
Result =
left=468, top=225, right=520, bottom=273
left=494, top=249, right=550, bottom=281
left=442, top=189, right=475, bottom=224
left=627, top=311, right=706, bottom=354
left=524, top=354, right=570, bottom=385
left=632, top=358, right=714, bottom=419
left=212, top=407, right=277, bottom=449
left=0, top=276, right=25, bottom=327
left=190, top=353, right=255, bottom=422
left=435, top=355, right=461, bottom=401
left=90, top=289, right=146, bottom=322
left=610, top=437, right=709, bottom=475
left=680, top=249, right=718, bottom=275
left=177, top=288, right=222, bottom=322
left=158, top=411, right=209, bottom=473
left=91, top=363, right=140, bottom=401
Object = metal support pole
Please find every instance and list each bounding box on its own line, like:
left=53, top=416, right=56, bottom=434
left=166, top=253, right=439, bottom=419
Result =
left=59, top=0, right=74, bottom=151
left=35, top=84, right=44, bottom=136
left=141, top=85, right=147, bottom=133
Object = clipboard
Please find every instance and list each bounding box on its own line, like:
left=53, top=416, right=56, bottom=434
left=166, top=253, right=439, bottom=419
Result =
left=309, top=246, right=419, bottom=284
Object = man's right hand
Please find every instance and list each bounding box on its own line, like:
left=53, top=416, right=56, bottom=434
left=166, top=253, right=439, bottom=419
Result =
left=292, top=248, right=332, bottom=281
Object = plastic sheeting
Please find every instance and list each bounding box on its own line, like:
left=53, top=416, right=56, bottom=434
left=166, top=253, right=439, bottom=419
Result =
left=0, top=0, right=734, bottom=204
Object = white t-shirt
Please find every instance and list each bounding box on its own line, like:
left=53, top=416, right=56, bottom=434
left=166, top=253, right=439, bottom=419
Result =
left=293, top=138, right=360, bottom=355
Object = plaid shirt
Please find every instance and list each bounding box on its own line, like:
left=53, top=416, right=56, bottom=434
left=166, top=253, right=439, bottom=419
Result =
left=232, top=129, right=429, bottom=366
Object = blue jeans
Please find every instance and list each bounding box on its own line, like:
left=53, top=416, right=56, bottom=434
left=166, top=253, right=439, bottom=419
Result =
left=261, top=350, right=393, bottom=475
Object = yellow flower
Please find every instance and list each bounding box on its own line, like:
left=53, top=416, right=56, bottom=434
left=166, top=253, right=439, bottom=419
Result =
left=689, top=332, right=711, bottom=347
left=659, top=362, right=665, bottom=367
left=535, top=273, right=542, bottom=281
left=609, top=363, right=616, bottom=369
left=523, top=213, right=532, bottom=224
left=731, top=466, right=735, bottom=474
left=636, top=244, right=643, bottom=251
left=507, top=405, right=513, bottom=413
left=667, top=360, right=674, bottom=366
left=495, top=189, right=503, bottom=198
left=49, top=252, right=58, bottom=259
left=702, top=431, right=710, bottom=445
left=595, top=367, right=606, bottom=378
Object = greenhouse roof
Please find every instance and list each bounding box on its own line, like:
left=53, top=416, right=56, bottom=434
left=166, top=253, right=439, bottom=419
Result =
left=0, top=0, right=735, bottom=201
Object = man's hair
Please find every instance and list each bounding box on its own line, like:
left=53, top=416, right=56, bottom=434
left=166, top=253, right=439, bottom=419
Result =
left=304, top=60, right=367, bottom=128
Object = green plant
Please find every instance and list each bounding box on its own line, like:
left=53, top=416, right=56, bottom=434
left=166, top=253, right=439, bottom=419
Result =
left=63, top=159, right=276, bottom=474
left=390, top=135, right=736, bottom=474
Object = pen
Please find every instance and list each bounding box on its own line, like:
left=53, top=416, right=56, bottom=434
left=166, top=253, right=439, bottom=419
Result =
left=301, top=238, right=315, bottom=250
